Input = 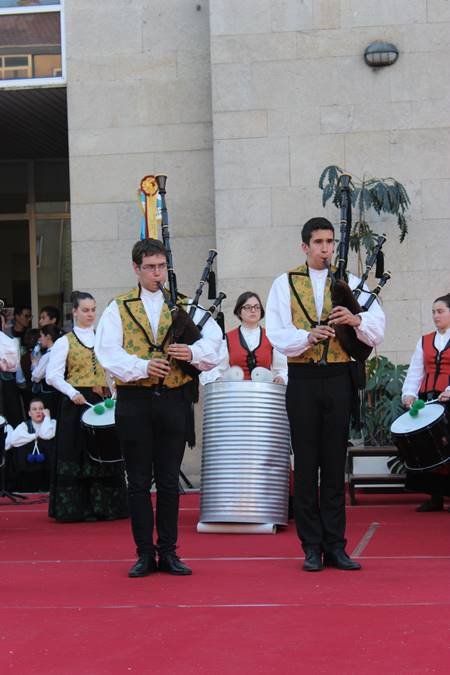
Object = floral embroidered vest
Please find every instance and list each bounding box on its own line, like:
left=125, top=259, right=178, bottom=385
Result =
left=287, top=265, right=351, bottom=364
left=66, top=331, right=106, bottom=387
left=115, top=287, right=193, bottom=389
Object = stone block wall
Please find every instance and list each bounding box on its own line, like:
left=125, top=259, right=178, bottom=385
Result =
left=65, top=0, right=216, bottom=311
left=209, top=0, right=450, bottom=359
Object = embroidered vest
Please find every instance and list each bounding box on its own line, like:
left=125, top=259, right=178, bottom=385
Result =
left=287, top=265, right=351, bottom=365
left=66, top=332, right=106, bottom=387
left=226, top=327, right=273, bottom=380
left=419, top=331, right=450, bottom=395
left=115, top=287, right=193, bottom=389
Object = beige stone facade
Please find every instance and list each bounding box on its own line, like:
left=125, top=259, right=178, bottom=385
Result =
left=65, top=1, right=450, bottom=476
left=66, top=0, right=450, bottom=364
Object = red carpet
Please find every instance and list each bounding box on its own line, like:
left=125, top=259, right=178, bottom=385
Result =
left=1, top=493, right=449, bottom=674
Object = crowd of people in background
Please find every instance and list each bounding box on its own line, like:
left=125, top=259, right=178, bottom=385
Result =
left=0, top=304, right=63, bottom=492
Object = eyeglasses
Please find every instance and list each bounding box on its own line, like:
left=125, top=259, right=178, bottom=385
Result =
left=140, top=263, right=168, bottom=273
left=241, top=304, right=261, bottom=312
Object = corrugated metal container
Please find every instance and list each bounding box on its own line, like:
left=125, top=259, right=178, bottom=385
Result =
left=199, top=381, right=291, bottom=525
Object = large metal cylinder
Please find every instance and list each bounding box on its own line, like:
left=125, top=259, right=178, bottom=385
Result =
left=199, top=381, right=291, bottom=525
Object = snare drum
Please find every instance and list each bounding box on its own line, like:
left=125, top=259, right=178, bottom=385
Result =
left=390, top=403, right=450, bottom=472
left=81, top=406, right=123, bottom=464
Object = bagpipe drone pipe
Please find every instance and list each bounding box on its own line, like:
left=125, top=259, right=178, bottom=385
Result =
left=321, top=173, right=391, bottom=365
left=148, top=174, right=226, bottom=375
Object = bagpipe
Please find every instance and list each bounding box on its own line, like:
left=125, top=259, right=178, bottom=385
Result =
left=322, top=173, right=391, bottom=363
left=139, top=173, right=226, bottom=366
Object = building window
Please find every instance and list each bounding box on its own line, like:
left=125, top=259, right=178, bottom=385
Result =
left=0, top=0, right=64, bottom=87
left=0, top=54, right=31, bottom=79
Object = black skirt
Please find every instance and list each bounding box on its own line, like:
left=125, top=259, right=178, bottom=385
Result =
left=48, top=387, right=128, bottom=522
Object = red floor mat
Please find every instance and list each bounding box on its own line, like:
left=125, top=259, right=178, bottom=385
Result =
left=1, top=493, right=449, bottom=674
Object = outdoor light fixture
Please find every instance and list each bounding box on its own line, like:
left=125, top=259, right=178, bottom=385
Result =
left=364, top=41, right=399, bottom=67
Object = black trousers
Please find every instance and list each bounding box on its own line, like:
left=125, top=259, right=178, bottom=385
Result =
left=286, top=364, right=353, bottom=552
left=115, top=386, right=187, bottom=557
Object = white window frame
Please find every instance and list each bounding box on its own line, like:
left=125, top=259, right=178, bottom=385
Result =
left=0, top=1, right=66, bottom=89
left=0, top=53, right=32, bottom=80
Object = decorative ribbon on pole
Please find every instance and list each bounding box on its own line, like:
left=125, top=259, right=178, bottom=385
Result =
left=138, top=175, right=162, bottom=240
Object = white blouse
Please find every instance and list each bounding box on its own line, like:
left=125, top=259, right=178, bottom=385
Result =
left=10, top=416, right=56, bottom=448
left=31, top=349, right=52, bottom=383
left=200, top=325, right=288, bottom=385
left=402, top=328, right=450, bottom=401
left=46, top=326, right=96, bottom=400
left=0, top=332, right=20, bottom=372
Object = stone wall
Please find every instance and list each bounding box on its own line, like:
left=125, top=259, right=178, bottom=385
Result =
left=64, top=1, right=450, bottom=481
left=65, top=0, right=216, bottom=313
left=209, top=0, right=450, bottom=363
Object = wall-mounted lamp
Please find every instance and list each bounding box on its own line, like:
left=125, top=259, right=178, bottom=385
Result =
left=364, top=41, right=399, bottom=68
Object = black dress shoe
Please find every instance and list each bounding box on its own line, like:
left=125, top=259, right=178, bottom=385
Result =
left=128, top=554, right=158, bottom=578
left=416, top=496, right=444, bottom=512
left=303, top=547, right=323, bottom=572
left=323, top=549, right=361, bottom=570
left=158, top=553, right=192, bottom=576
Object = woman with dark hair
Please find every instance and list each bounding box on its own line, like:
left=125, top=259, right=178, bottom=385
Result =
left=46, top=291, right=128, bottom=522
left=402, top=293, right=450, bottom=512
left=203, top=291, right=287, bottom=384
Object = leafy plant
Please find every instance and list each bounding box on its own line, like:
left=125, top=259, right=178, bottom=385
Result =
left=319, top=165, right=411, bottom=269
left=361, top=355, right=408, bottom=448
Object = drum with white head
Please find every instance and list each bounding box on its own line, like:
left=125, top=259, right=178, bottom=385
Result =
left=81, top=405, right=123, bottom=464
left=390, top=403, right=450, bottom=471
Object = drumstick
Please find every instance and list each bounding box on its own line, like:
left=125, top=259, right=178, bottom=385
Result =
left=84, top=401, right=106, bottom=415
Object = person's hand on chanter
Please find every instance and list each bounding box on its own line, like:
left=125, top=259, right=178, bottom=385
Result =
left=329, top=305, right=362, bottom=328
left=167, top=343, right=193, bottom=362
left=307, top=325, right=335, bottom=346
left=147, top=357, right=171, bottom=378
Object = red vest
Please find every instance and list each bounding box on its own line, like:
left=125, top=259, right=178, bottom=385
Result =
left=226, top=327, right=273, bottom=380
left=419, top=331, right=450, bottom=395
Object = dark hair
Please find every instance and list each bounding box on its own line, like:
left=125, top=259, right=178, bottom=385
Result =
left=233, top=291, right=265, bottom=320
left=301, top=217, right=335, bottom=244
left=70, top=291, right=94, bottom=309
left=434, top=293, right=450, bottom=309
left=14, top=305, right=31, bottom=317
left=29, top=398, right=44, bottom=408
left=40, top=305, right=60, bottom=324
left=132, top=238, right=169, bottom=266
left=22, top=328, right=40, bottom=350
left=40, top=324, right=61, bottom=343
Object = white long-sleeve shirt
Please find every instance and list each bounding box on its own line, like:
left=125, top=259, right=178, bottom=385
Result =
left=46, top=327, right=95, bottom=400
left=95, top=287, right=223, bottom=382
left=402, top=328, right=450, bottom=401
left=0, top=332, right=20, bottom=372
left=266, top=269, right=385, bottom=358
left=4, top=423, right=13, bottom=451
left=200, top=325, right=288, bottom=384
left=10, top=415, right=56, bottom=448
left=31, top=349, right=51, bottom=383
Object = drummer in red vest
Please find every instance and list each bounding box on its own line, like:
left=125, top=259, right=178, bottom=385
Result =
left=202, top=291, right=287, bottom=384
left=402, top=293, right=450, bottom=512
